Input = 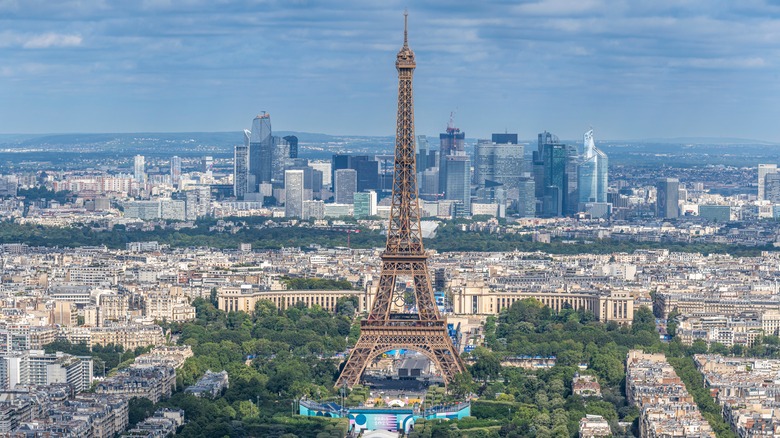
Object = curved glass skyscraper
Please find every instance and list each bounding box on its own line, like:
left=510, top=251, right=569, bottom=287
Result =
left=577, top=129, right=608, bottom=204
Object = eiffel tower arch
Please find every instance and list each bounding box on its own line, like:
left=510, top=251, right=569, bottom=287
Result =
left=335, top=13, right=466, bottom=389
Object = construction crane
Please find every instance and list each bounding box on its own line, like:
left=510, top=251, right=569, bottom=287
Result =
left=346, top=229, right=360, bottom=249
left=446, top=111, right=459, bottom=134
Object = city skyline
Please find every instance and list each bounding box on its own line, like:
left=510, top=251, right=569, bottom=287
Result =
left=3, top=1, right=780, bottom=141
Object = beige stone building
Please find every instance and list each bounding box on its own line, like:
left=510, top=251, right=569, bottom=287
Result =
left=144, top=292, right=196, bottom=322
left=579, top=415, right=611, bottom=437
left=217, top=282, right=633, bottom=323
left=655, top=293, right=780, bottom=319
left=29, top=326, right=58, bottom=349
left=451, top=282, right=634, bottom=323
left=51, top=301, right=78, bottom=326
left=63, top=325, right=165, bottom=350
left=133, top=346, right=193, bottom=369
left=83, top=305, right=99, bottom=327
left=66, top=265, right=121, bottom=286
left=217, top=285, right=371, bottom=314
left=96, top=294, right=129, bottom=324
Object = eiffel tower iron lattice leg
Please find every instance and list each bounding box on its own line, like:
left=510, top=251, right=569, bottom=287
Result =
left=335, top=12, right=465, bottom=389
left=335, top=324, right=464, bottom=388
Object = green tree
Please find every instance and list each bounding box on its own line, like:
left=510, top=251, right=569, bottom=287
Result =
left=590, top=353, right=625, bottom=386
left=709, top=342, right=730, bottom=355
left=666, top=308, right=680, bottom=337
left=632, top=307, right=656, bottom=334
left=449, top=371, right=477, bottom=398
left=689, top=340, right=709, bottom=355
left=469, top=347, right=502, bottom=382
left=235, top=400, right=260, bottom=419
left=128, top=397, right=154, bottom=427
left=335, top=296, right=358, bottom=317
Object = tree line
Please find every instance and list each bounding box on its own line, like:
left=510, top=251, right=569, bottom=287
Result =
left=0, top=219, right=767, bottom=256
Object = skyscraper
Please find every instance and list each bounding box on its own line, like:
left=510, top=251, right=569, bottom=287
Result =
left=656, top=178, right=679, bottom=219
left=329, top=154, right=379, bottom=193
left=355, top=159, right=379, bottom=192
left=249, top=112, right=273, bottom=187
left=353, top=191, right=378, bottom=218
left=536, top=131, right=580, bottom=217
left=517, top=173, right=536, bottom=218
left=272, top=136, right=290, bottom=184
left=185, top=186, right=210, bottom=220
left=202, top=156, right=214, bottom=173
left=475, top=180, right=506, bottom=206
left=534, top=131, right=557, bottom=200
left=170, top=156, right=182, bottom=188
left=303, top=200, right=325, bottom=220
left=419, top=168, right=439, bottom=199
left=491, top=133, right=518, bottom=144
left=310, top=161, right=332, bottom=188
left=311, top=169, right=324, bottom=196
left=331, top=154, right=351, bottom=188
left=285, top=160, right=319, bottom=200
left=444, top=155, right=471, bottom=216
left=284, top=169, right=304, bottom=218
left=577, top=129, right=609, bottom=206
left=759, top=164, right=778, bottom=201
left=284, top=135, right=299, bottom=159
left=438, top=115, right=465, bottom=197
left=334, top=169, right=357, bottom=204
left=245, top=112, right=291, bottom=190
left=234, top=130, right=250, bottom=199
left=473, top=135, right=524, bottom=190
left=564, top=143, right=580, bottom=215
left=765, top=173, right=780, bottom=203
left=133, top=155, right=145, bottom=183
left=542, top=142, right=566, bottom=216
left=417, top=135, right=429, bottom=170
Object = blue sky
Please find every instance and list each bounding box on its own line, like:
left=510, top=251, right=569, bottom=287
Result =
left=2, top=0, right=780, bottom=141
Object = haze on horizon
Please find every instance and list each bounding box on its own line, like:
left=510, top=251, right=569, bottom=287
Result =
left=2, top=0, right=780, bottom=142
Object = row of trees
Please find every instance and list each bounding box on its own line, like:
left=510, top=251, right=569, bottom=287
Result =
left=0, top=219, right=768, bottom=256
left=17, top=187, right=72, bottom=204
left=432, top=221, right=768, bottom=256
left=666, top=355, right=736, bottom=438
left=281, top=277, right=357, bottom=291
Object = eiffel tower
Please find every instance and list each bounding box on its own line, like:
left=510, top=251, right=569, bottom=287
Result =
left=335, top=13, right=466, bottom=389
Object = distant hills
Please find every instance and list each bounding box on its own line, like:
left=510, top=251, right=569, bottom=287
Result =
left=631, top=137, right=780, bottom=146
left=0, top=131, right=392, bottom=148
left=3, top=132, right=778, bottom=147
left=0, top=131, right=397, bottom=161
left=2, top=132, right=780, bottom=168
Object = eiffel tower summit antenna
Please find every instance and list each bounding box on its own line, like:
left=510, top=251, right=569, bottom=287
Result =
left=403, top=9, right=409, bottom=47
left=335, top=12, right=465, bottom=389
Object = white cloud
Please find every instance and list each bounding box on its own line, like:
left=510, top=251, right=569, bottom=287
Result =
left=0, top=31, right=84, bottom=49
left=22, top=33, right=82, bottom=49
left=513, top=0, right=606, bottom=16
